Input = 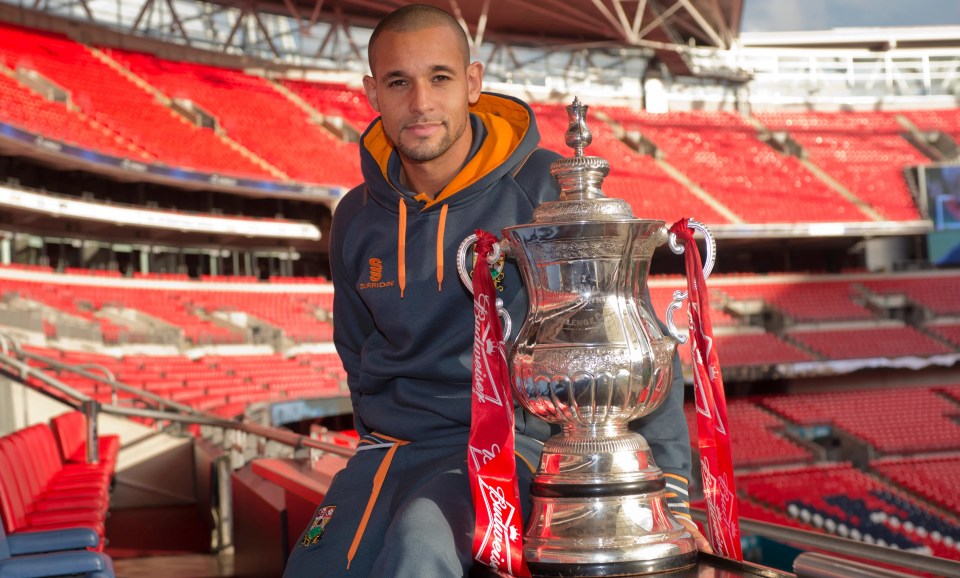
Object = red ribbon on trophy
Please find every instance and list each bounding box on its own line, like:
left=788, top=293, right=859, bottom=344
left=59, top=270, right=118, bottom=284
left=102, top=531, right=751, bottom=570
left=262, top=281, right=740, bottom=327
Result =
left=468, top=230, right=530, bottom=577
left=669, top=218, right=743, bottom=561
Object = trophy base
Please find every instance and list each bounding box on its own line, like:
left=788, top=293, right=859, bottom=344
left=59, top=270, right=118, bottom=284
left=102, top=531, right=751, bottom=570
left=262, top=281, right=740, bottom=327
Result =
left=526, top=552, right=699, bottom=577
left=523, top=431, right=698, bottom=577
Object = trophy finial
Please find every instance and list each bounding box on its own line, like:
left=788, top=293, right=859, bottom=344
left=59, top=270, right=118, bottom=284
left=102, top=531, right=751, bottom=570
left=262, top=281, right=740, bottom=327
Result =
left=565, top=97, right=591, bottom=157
left=547, top=96, right=617, bottom=209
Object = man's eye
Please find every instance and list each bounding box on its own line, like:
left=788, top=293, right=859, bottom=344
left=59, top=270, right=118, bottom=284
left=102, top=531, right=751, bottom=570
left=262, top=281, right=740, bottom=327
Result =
left=433, top=75, right=451, bottom=82
left=388, top=80, right=407, bottom=88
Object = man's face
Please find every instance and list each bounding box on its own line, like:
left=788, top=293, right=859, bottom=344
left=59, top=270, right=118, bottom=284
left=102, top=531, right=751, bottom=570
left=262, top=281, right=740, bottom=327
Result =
left=363, top=25, right=482, bottom=166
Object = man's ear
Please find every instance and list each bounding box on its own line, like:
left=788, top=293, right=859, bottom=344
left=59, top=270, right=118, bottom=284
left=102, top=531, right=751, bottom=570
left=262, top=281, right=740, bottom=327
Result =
left=466, top=61, right=483, bottom=105
left=362, top=75, right=380, bottom=112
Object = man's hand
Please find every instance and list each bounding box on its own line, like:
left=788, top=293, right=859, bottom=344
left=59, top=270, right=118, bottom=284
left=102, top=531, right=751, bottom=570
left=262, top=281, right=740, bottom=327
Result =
left=677, top=517, right=713, bottom=553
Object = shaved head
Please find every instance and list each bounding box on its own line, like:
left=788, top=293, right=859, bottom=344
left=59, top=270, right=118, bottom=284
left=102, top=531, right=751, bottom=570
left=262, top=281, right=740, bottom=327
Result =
left=368, top=4, right=471, bottom=73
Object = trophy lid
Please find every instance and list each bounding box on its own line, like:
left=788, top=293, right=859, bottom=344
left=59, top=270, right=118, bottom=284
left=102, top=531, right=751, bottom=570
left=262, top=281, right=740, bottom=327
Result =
left=533, top=97, right=636, bottom=223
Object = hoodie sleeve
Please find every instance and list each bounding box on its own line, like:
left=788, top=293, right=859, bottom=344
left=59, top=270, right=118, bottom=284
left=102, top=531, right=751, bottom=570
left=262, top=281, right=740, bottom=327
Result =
left=329, top=189, right=375, bottom=438
left=629, top=287, right=694, bottom=521
left=629, top=353, right=692, bottom=520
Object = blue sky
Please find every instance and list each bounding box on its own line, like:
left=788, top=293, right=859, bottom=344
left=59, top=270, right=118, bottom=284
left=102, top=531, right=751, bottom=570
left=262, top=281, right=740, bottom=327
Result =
left=741, top=0, right=960, bottom=32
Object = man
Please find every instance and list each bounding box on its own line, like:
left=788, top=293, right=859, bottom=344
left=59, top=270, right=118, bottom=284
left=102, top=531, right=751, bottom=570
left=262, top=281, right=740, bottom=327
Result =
left=284, top=5, right=709, bottom=577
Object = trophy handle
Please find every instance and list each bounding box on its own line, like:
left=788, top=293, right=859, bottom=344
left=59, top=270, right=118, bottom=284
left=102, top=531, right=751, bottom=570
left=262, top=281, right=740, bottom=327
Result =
left=665, top=219, right=716, bottom=344
left=456, top=234, right=513, bottom=340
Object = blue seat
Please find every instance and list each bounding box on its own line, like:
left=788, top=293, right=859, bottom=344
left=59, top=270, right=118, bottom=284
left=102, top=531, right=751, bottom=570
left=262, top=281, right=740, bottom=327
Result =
left=4, top=528, right=100, bottom=557
left=0, top=523, right=114, bottom=578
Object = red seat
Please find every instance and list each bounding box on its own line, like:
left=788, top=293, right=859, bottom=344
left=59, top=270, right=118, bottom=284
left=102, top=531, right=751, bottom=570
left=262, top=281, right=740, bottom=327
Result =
left=0, top=429, right=109, bottom=546
left=50, top=411, right=120, bottom=476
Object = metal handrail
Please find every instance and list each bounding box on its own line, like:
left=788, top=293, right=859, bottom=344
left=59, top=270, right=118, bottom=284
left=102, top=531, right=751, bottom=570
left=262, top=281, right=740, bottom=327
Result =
left=0, top=339, right=355, bottom=459
left=793, top=551, right=921, bottom=578
left=74, top=363, right=117, bottom=404
left=101, top=404, right=355, bottom=458
left=691, top=508, right=960, bottom=578
left=15, top=346, right=200, bottom=415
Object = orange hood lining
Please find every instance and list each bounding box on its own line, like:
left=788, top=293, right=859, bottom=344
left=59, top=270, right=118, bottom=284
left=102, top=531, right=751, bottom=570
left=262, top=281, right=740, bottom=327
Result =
left=362, top=93, right=530, bottom=210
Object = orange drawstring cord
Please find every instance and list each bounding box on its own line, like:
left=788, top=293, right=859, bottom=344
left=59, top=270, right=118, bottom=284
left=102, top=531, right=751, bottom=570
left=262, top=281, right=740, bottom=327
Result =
left=436, top=204, right=448, bottom=291
left=397, top=200, right=407, bottom=298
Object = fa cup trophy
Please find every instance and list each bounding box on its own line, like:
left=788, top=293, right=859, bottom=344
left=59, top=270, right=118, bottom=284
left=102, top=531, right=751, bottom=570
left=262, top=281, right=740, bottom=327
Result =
left=458, top=98, right=715, bottom=576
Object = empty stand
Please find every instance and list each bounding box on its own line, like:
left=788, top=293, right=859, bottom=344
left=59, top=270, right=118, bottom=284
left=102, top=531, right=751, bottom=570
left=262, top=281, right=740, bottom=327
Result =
left=1, top=276, right=337, bottom=347
left=862, top=274, right=960, bottom=316
left=739, top=463, right=960, bottom=559
left=759, top=387, right=960, bottom=454
left=50, top=411, right=121, bottom=476
left=756, top=111, right=926, bottom=221
left=0, top=71, right=143, bottom=160
left=716, top=280, right=876, bottom=322
left=20, top=346, right=346, bottom=419
left=531, top=103, right=731, bottom=225
left=872, top=453, right=960, bottom=517
left=683, top=399, right=813, bottom=468
left=787, top=325, right=952, bottom=360
left=900, top=108, right=960, bottom=157
left=0, top=22, right=270, bottom=179
left=603, top=108, right=870, bottom=223
left=106, top=49, right=361, bottom=185
left=0, top=423, right=112, bottom=542
left=713, top=333, right=815, bottom=367
left=282, top=79, right=377, bottom=133
left=929, top=322, right=960, bottom=348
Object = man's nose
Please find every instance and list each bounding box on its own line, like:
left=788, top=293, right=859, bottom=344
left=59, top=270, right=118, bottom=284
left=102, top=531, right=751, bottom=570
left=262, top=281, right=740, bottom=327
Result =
left=408, top=81, right=434, bottom=114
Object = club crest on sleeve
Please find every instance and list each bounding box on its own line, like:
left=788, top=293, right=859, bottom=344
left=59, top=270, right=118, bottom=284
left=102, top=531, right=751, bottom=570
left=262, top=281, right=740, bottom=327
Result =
left=301, top=505, right=336, bottom=547
left=469, top=244, right=507, bottom=292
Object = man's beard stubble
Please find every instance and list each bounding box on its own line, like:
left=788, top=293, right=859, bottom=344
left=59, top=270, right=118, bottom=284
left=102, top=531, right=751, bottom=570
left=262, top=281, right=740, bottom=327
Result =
left=396, top=115, right=468, bottom=163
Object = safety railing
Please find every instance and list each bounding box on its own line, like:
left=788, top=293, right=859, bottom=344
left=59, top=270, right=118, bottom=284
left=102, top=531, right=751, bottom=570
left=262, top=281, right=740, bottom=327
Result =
left=0, top=332, right=354, bottom=465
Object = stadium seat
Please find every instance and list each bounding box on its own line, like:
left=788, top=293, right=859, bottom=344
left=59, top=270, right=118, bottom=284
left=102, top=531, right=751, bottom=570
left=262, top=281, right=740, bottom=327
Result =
left=49, top=412, right=120, bottom=476
left=0, top=521, right=114, bottom=578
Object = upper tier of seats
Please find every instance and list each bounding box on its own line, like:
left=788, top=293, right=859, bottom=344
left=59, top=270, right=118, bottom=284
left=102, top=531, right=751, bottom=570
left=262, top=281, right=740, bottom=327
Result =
left=104, top=49, right=361, bottom=185
left=530, top=103, right=732, bottom=225
left=0, top=22, right=272, bottom=179
left=0, top=22, right=945, bottom=226
left=755, top=111, right=928, bottom=221
left=282, top=79, right=377, bottom=134
left=603, top=107, right=876, bottom=224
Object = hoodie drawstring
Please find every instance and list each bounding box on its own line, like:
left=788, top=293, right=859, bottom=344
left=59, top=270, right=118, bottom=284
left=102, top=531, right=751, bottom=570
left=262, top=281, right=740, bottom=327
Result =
left=436, top=204, right=448, bottom=292
left=397, top=200, right=407, bottom=298
left=396, top=201, right=450, bottom=297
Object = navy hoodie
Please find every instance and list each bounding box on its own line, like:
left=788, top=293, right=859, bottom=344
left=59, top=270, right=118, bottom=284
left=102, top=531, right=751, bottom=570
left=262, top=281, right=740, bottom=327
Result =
left=329, top=92, right=693, bottom=514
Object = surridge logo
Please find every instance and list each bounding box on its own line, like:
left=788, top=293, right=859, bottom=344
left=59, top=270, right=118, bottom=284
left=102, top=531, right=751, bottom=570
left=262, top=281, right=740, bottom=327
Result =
left=359, top=256, right=395, bottom=290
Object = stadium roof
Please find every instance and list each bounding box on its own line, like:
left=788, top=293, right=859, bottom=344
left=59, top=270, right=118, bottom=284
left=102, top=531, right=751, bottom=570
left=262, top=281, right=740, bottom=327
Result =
left=211, top=0, right=745, bottom=76
left=3, top=0, right=747, bottom=80
left=268, top=0, right=744, bottom=47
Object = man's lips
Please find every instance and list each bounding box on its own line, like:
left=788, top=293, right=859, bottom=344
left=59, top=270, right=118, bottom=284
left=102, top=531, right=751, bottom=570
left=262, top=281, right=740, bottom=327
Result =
left=403, top=122, right=443, bottom=137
